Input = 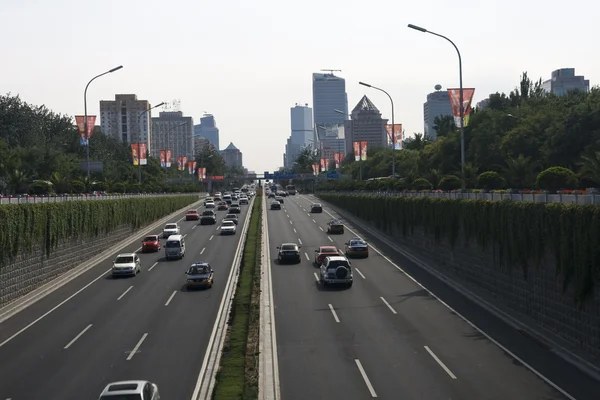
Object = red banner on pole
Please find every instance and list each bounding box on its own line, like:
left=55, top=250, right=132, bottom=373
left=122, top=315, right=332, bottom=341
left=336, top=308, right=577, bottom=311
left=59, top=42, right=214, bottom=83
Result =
left=166, top=150, right=172, bottom=168
left=385, top=124, right=403, bottom=150
left=75, top=115, right=96, bottom=146
left=160, top=151, right=166, bottom=168
left=131, top=144, right=139, bottom=166
left=447, top=88, right=475, bottom=128
left=320, top=158, right=326, bottom=172
left=139, top=142, right=147, bottom=165
left=353, top=141, right=360, bottom=161
left=334, top=153, right=340, bottom=168
left=360, top=141, right=368, bottom=161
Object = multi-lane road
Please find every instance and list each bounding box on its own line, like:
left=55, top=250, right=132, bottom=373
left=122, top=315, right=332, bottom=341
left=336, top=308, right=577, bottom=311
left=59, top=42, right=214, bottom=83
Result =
left=0, top=201, right=250, bottom=399
left=265, top=193, right=600, bottom=400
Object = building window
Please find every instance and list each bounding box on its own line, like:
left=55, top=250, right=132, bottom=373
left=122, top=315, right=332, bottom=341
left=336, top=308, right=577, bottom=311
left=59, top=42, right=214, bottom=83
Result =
left=122, top=124, right=127, bottom=133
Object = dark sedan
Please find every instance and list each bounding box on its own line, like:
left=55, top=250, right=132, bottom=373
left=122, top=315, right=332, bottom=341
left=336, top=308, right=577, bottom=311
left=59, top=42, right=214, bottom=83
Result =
left=277, top=243, right=301, bottom=264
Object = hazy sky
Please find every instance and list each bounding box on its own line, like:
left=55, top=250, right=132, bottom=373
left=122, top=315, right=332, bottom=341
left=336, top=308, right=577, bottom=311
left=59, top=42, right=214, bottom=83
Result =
left=1, top=0, right=598, bottom=173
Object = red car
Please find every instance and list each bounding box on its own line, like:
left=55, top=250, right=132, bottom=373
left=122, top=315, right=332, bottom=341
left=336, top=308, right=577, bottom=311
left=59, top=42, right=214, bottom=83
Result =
left=141, top=235, right=161, bottom=252
left=186, top=209, right=200, bottom=220
left=314, top=245, right=340, bottom=265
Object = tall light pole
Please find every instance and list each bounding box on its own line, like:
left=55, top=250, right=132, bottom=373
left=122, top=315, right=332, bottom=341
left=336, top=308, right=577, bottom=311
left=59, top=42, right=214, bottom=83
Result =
left=136, top=101, right=165, bottom=183
left=334, top=109, right=363, bottom=180
left=83, top=65, right=123, bottom=182
left=358, top=82, right=396, bottom=178
left=408, top=24, right=465, bottom=189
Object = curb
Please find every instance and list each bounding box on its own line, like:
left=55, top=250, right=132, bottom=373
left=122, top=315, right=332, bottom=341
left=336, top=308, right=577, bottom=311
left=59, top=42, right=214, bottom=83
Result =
left=0, top=196, right=205, bottom=324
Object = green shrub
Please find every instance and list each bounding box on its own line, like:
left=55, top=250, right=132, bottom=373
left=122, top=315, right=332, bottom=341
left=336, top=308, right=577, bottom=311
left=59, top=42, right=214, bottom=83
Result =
left=438, top=175, right=461, bottom=191
left=478, top=171, right=505, bottom=190
left=412, top=178, right=433, bottom=190
left=536, top=166, right=578, bottom=191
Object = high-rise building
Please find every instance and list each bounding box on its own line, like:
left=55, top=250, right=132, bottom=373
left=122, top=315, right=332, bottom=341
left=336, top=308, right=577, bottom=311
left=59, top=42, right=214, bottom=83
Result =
left=284, top=104, right=314, bottom=168
left=193, top=114, right=220, bottom=150
left=344, top=95, right=388, bottom=156
left=312, top=72, right=348, bottom=163
left=542, top=68, right=589, bottom=95
left=423, top=89, right=453, bottom=139
left=221, top=142, right=243, bottom=168
left=99, top=94, right=152, bottom=146
left=150, top=111, right=194, bottom=161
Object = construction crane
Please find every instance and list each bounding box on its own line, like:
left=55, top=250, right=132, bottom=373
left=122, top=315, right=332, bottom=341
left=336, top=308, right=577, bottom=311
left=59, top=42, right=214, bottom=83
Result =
left=320, top=69, right=341, bottom=75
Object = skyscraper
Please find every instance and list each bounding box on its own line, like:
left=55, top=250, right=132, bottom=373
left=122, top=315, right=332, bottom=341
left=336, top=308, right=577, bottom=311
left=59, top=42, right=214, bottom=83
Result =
left=423, top=89, right=453, bottom=140
left=285, top=104, right=313, bottom=168
left=99, top=94, right=151, bottom=146
left=193, top=114, right=220, bottom=150
left=312, top=72, right=348, bottom=163
left=344, top=95, right=388, bottom=156
left=151, top=111, right=194, bottom=161
left=542, top=68, right=589, bottom=95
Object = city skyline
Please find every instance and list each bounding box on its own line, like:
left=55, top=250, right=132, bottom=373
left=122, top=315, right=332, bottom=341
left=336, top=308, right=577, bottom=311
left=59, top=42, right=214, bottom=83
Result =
left=1, top=0, right=597, bottom=173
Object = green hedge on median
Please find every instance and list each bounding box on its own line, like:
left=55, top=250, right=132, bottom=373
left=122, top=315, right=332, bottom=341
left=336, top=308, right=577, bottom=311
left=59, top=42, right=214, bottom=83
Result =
left=0, top=195, right=198, bottom=268
left=319, top=193, right=600, bottom=304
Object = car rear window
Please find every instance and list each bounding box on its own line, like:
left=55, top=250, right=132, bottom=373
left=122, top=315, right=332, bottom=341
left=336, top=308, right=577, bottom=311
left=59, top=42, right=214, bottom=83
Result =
left=225, top=214, right=237, bottom=219
left=100, top=394, right=142, bottom=400
left=222, top=221, right=235, bottom=227
left=328, top=260, right=349, bottom=268
left=165, top=224, right=177, bottom=229
left=115, top=256, right=134, bottom=263
left=166, top=240, right=181, bottom=248
left=281, top=245, right=297, bottom=251
left=143, top=236, right=157, bottom=242
left=202, top=211, right=214, bottom=216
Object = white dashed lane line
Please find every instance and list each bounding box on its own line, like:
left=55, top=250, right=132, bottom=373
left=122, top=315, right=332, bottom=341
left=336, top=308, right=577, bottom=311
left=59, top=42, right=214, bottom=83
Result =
left=209, top=235, right=214, bottom=241
left=304, top=252, right=310, bottom=261
left=355, top=268, right=366, bottom=279
left=117, top=286, right=133, bottom=301
left=200, top=247, right=206, bottom=255
left=126, top=333, right=148, bottom=361
left=319, top=227, right=324, bottom=231
left=64, top=324, right=93, bottom=349
left=328, top=304, right=341, bottom=323
left=380, top=297, right=397, bottom=314
left=298, top=238, right=303, bottom=245
left=148, top=262, right=158, bottom=271
left=293, top=228, right=297, bottom=233
left=312, top=219, right=317, bottom=223
left=164, top=291, right=177, bottom=306
left=313, top=272, right=320, bottom=282
left=327, top=236, right=333, bottom=242
left=355, top=359, right=378, bottom=397
left=424, top=346, right=458, bottom=380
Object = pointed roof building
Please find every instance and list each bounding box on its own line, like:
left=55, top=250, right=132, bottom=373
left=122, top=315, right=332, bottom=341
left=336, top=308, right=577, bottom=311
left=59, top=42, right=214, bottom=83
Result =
left=224, top=142, right=238, bottom=151
left=352, top=95, right=380, bottom=114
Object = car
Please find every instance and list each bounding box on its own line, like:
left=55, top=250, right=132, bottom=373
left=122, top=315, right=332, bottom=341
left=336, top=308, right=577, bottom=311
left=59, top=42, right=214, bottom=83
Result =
left=229, top=205, right=241, bottom=214
left=220, top=220, right=237, bottom=235
left=310, top=203, right=323, bottom=213
left=314, top=245, right=340, bottom=265
left=223, top=213, right=239, bottom=224
left=200, top=210, right=217, bottom=225
left=270, top=201, right=281, bottom=210
left=275, top=196, right=284, bottom=204
left=345, top=238, right=369, bottom=258
left=112, top=253, right=141, bottom=277
left=239, top=196, right=249, bottom=205
left=277, top=243, right=301, bottom=264
left=205, top=201, right=216, bottom=209
left=98, top=380, right=160, bottom=399
left=327, top=218, right=344, bottom=234
left=185, top=262, right=214, bottom=289
left=319, top=256, right=353, bottom=288
left=163, top=223, right=180, bottom=238
left=223, top=194, right=233, bottom=204
left=141, top=234, right=161, bottom=252
left=213, top=196, right=222, bottom=203
left=217, top=201, right=229, bottom=211
left=186, top=209, right=200, bottom=220
left=204, top=198, right=214, bottom=206
left=231, top=201, right=240, bottom=208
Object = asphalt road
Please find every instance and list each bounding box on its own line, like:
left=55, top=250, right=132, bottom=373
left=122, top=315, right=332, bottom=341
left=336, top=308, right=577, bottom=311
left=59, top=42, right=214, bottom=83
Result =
left=0, top=202, right=250, bottom=400
left=265, top=193, right=600, bottom=400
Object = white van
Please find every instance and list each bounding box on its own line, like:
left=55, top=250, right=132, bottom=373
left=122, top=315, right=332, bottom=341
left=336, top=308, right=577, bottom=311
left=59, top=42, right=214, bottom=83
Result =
left=165, top=235, right=186, bottom=260
left=223, top=194, right=232, bottom=204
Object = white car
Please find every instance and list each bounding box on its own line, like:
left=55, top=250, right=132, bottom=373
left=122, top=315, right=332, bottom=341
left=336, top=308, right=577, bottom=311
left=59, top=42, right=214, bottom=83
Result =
left=205, top=201, right=215, bottom=209
left=99, top=380, right=160, bottom=399
left=239, top=196, right=249, bottom=205
left=112, top=253, right=141, bottom=277
left=163, top=223, right=180, bottom=238
left=220, top=220, right=237, bottom=235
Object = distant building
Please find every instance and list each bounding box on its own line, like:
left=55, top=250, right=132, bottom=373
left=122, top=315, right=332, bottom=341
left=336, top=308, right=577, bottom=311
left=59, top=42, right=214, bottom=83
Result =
left=193, top=114, right=220, bottom=150
left=344, top=95, right=388, bottom=157
left=423, top=90, right=453, bottom=139
left=285, top=104, right=313, bottom=168
left=99, top=94, right=151, bottom=146
left=150, top=111, right=194, bottom=161
left=542, top=68, right=590, bottom=95
left=312, top=72, right=348, bottom=126
left=221, top=142, right=243, bottom=168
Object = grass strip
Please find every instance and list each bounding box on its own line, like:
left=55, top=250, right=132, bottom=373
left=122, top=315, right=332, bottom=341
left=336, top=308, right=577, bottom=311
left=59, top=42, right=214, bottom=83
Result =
left=213, top=189, right=263, bottom=399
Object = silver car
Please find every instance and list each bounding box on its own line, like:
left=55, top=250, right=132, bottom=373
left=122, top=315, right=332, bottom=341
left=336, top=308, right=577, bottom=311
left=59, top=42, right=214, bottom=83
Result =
left=98, top=380, right=160, bottom=399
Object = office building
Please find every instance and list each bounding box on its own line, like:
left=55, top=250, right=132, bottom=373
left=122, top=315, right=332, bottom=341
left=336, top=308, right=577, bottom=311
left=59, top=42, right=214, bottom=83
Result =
left=423, top=89, right=453, bottom=139
left=150, top=111, right=194, bottom=161
left=99, top=94, right=152, bottom=147
left=221, top=142, right=243, bottom=168
left=312, top=72, right=348, bottom=126
left=542, top=68, right=590, bottom=95
left=344, top=95, right=388, bottom=156
left=193, top=115, right=220, bottom=150
left=284, top=103, right=314, bottom=168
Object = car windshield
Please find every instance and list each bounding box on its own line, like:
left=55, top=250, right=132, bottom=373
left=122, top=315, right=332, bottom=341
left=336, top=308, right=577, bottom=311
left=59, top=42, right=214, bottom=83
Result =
left=188, top=265, right=209, bottom=274
left=166, top=240, right=180, bottom=248
left=143, top=236, right=157, bottom=242
left=281, top=245, right=297, bottom=251
left=328, top=260, right=349, bottom=269
left=115, top=256, right=134, bottom=264
left=165, top=224, right=177, bottom=229
left=350, top=240, right=367, bottom=246
left=99, top=395, right=142, bottom=400
left=222, top=221, right=235, bottom=227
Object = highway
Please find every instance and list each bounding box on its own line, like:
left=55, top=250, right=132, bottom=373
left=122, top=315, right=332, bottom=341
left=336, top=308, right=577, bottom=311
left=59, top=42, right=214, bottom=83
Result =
left=0, top=201, right=250, bottom=399
left=265, top=193, right=600, bottom=400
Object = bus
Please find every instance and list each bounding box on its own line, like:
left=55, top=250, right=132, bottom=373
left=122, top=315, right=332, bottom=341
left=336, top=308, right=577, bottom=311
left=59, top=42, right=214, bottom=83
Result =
left=286, top=185, right=297, bottom=195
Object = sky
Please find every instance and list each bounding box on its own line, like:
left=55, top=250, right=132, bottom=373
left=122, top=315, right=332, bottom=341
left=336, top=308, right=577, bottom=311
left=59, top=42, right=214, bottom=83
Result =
left=1, top=0, right=598, bottom=173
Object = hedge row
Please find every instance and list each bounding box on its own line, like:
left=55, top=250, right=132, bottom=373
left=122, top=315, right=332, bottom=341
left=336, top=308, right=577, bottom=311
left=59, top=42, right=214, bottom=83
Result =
left=0, top=195, right=199, bottom=268
left=319, top=194, right=600, bottom=304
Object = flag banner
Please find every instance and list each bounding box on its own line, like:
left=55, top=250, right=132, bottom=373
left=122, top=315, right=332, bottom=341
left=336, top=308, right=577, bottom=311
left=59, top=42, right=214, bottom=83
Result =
left=160, top=150, right=166, bottom=168
left=312, top=163, right=319, bottom=175
left=353, top=141, right=360, bottom=161
left=187, top=161, right=193, bottom=175
left=447, top=88, right=475, bottom=128
left=139, top=142, right=148, bottom=165
left=339, top=153, right=344, bottom=162
left=192, top=161, right=197, bottom=175
left=177, top=156, right=183, bottom=171
left=131, top=144, right=139, bottom=166
left=197, top=167, right=202, bottom=180
left=201, top=167, right=207, bottom=179
left=182, top=156, right=188, bottom=172
left=334, top=153, right=340, bottom=168
left=166, top=150, right=172, bottom=168
left=385, top=124, right=403, bottom=150
left=75, top=116, right=86, bottom=146
left=86, top=116, right=96, bottom=139
left=360, top=141, right=368, bottom=161
left=320, top=158, right=326, bottom=172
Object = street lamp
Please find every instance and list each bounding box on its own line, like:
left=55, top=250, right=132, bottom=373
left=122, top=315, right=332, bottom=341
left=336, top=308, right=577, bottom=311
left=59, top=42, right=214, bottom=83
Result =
left=83, top=65, right=123, bottom=182
left=408, top=23, right=466, bottom=189
left=334, top=109, right=363, bottom=180
left=358, top=81, right=396, bottom=178
left=136, top=101, right=165, bottom=183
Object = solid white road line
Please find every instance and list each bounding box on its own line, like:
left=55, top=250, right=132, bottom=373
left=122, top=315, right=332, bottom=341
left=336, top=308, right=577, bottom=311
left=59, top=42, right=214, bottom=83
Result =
left=327, top=236, right=333, bottom=242
left=319, top=227, right=324, bottom=231
left=293, top=228, right=297, bottom=233
left=165, top=291, right=177, bottom=306
left=200, top=247, right=206, bottom=255
left=424, top=345, right=457, bottom=380
left=209, top=235, right=214, bottom=241
left=298, top=238, right=303, bottom=245
left=380, top=297, right=397, bottom=314
left=117, top=286, right=133, bottom=301
left=355, top=268, right=366, bottom=279
left=127, top=333, right=148, bottom=361
left=313, top=272, right=320, bottom=282
left=355, top=359, right=378, bottom=398
left=304, top=252, right=310, bottom=261
left=148, top=262, right=158, bottom=271
left=64, top=324, right=93, bottom=349
left=328, top=304, right=340, bottom=323
left=312, top=219, right=316, bottom=223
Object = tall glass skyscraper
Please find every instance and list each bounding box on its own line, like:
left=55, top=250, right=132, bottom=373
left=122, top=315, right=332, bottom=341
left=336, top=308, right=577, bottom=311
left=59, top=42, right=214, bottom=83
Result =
left=312, top=73, right=348, bottom=125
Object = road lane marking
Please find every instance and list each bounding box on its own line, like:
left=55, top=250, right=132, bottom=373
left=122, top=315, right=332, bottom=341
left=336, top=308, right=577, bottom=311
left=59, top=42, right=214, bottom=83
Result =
left=209, top=235, right=214, bottom=241
left=135, top=246, right=142, bottom=252
left=355, top=359, right=378, bottom=397
left=380, top=297, right=397, bottom=314
left=117, top=286, right=133, bottom=301
left=183, top=234, right=187, bottom=239
left=216, top=226, right=220, bottom=230
left=293, top=228, right=297, bottom=233
left=286, top=214, right=289, bottom=218
left=307, top=213, right=310, bottom=216
left=165, top=291, right=177, bottom=306
left=312, top=219, right=316, bottom=223
left=127, top=333, right=148, bottom=360
left=200, top=247, right=206, bottom=255
left=304, top=252, right=310, bottom=261
left=328, top=304, right=340, bottom=323
left=289, top=220, right=293, bottom=225
left=313, top=272, right=320, bottom=282
left=355, top=268, right=366, bottom=279
left=319, top=226, right=324, bottom=231
left=424, top=346, right=457, bottom=379
left=64, top=324, right=93, bottom=349
left=327, top=236, right=333, bottom=242
left=192, top=225, right=197, bottom=229
left=298, top=238, right=303, bottom=245
left=148, top=262, right=158, bottom=271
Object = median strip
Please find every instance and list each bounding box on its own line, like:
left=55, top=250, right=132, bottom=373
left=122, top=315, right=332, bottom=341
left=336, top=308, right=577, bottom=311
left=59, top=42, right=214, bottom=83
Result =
left=213, top=191, right=263, bottom=399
